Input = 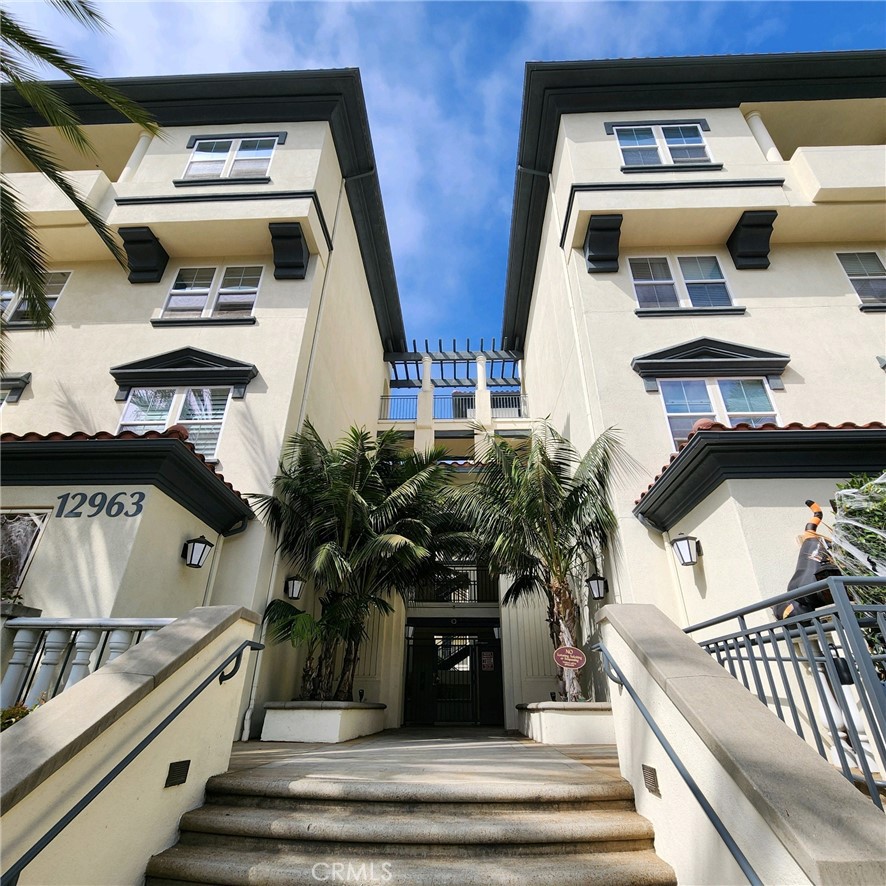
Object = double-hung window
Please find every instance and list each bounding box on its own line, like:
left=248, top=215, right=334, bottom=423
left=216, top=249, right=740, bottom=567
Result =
left=1, top=272, right=70, bottom=324
left=162, top=266, right=262, bottom=320
left=614, top=124, right=710, bottom=167
left=183, top=137, right=276, bottom=180
left=836, top=252, right=886, bottom=307
left=118, top=387, right=231, bottom=458
left=629, top=256, right=733, bottom=310
left=660, top=378, right=777, bottom=446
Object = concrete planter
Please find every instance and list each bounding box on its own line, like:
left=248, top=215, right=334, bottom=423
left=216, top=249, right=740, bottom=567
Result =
left=261, top=700, right=387, bottom=743
left=516, top=701, right=615, bottom=745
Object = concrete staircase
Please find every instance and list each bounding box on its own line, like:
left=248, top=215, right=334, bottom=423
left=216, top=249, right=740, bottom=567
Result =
left=146, top=759, right=675, bottom=885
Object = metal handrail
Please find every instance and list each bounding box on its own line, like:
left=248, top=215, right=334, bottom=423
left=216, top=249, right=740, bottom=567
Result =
left=1, top=638, right=264, bottom=886
left=593, top=642, right=762, bottom=886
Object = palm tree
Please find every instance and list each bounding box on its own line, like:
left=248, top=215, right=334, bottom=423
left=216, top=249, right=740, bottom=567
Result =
left=1, top=0, right=157, bottom=343
left=253, top=422, right=473, bottom=701
left=462, top=422, right=626, bottom=702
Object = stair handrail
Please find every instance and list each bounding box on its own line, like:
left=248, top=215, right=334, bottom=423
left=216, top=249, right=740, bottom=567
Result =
left=592, top=641, right=762, bottom=886
left=0, top=638, right=264, bottom=886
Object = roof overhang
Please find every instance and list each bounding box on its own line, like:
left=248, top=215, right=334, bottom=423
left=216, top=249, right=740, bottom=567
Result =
left=2, top=69, right=407, bottom=352
left=0, top=436, right=254, bottom=535
left=633, top=426, right=886, bottom=532
left=503, top=50, right=886, bottom=348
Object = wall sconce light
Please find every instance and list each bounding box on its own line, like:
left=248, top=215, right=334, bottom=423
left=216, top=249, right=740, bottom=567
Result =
left=493, top=626, right=501, bottom=640
left=181, top=535, right=214, bottom=569
left=405, top=625, right=415, bottom=639
left=283, top=577, right=303, bottom=599
left=670, top=533, right=702, bottom=567
left=585, top=573, right=608, bottom=601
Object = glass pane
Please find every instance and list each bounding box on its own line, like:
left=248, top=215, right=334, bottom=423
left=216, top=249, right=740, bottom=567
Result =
left=728, top=415, right=776, bottom=428
left=616, top=127, right=656, bottom=146
left=163, top=293, right=207, bottom=317
left=662, top=125, right=704, bottom=145
left=179, top=423, right=222, bottom=457
left=213, top=292, right=255, bottom=316
left=9, top=297, right=58, bottom=322
left=670, top=145, right=708, bottom=162
left=179, top=388, right=229, bottom=421
left=172, top=268, right=215, bottom=291
left=121, top=389, right=174, bottom=424
left=230, top=138, right=274, bottom=177
left=668, top=414, right=713, bottom=445
left=686, top=282, right=731, bottom=307
left=678, top=256, right=722, bottom=281
left=193, top=140, right=232, bottom=157
left=853, top=278, right=886, bottom=303
left=1, top=512, right=46, bottom=595
left=838, top=252, right=885, bottom=277
left=636, top=283, right=679, bottom=309
left=220, top=266, right=262, bottom=290
left=630, top=258, right=672, bottom=282
left=661, top=380, right=712, bottom=413
left=230, top=158, right=270, bottom=177
left=622, top=147, right=661, bottom=166
left=719, top=379, right=773, bottom=413
left=44, top=272, right=70, bottom=296
left=183, top=160, right=225, bottom=179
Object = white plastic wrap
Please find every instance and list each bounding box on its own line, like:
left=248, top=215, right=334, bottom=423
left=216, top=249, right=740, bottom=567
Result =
left=831, top=471, right=886, bottom=597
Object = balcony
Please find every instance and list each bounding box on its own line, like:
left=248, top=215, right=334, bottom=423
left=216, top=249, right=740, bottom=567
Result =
left=790, top=145, right=886, bottom=204
left=409, top=563, right=498, bottom=605
left=379, top=395, right=418, bottom=421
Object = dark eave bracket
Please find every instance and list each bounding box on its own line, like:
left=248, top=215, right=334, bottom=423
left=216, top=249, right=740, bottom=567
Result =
left=583, top=214, right=623, bottom=273
left=269, top=222, right=310, bottom=279
left=726, top=210, right=777, bottom=270
left=119, top=226, right=169, bottom=284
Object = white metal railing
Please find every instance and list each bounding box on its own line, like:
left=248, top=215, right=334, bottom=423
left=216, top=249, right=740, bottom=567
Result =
left=1, top=618, right=173, bottom=708
left=491, top=392, right=527, bottom=418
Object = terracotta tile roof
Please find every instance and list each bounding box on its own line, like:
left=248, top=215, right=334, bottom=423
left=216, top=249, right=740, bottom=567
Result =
left=635, top=420, right=886, bottom=505
left=0, top=424, right=248, bottom=504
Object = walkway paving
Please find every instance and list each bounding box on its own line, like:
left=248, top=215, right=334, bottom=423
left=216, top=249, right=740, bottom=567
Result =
left=225, top=727, right=623, bottom=794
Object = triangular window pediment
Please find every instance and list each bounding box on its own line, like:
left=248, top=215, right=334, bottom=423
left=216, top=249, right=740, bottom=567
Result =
left=631, top=337, right=790, bottom=390
left=110, top=347, right=258, bottom=399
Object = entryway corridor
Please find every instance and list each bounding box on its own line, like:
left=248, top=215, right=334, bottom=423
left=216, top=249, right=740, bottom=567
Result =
left=146, top=729, right=675, bottom=885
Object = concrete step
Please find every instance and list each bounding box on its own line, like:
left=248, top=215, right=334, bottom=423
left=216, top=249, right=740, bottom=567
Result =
left=177, top=803, right=655, bottom=848
left=146, top=844, right=677, bottom=885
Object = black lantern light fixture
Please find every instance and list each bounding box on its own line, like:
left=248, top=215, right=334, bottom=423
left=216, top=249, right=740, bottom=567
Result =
left=585, top=573, right=608, bottom=601
left=283, top=577, right=303, bottom=599
left=181, top=535, right=214, bottom=569
left=670, top=533, right=702, bottom=567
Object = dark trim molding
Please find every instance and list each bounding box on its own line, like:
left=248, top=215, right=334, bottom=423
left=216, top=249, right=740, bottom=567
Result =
left=1, top=373, right=32, bottom=403
left=860, top=304, right=886, bottom=313
left=631, top=337, right=790, bottom=382
left=172, top=177, right=271, bottom=187
left=635, top=307, right=746, bottom=317
left=503, top=50, right=885, bottom=346
left=185, top=131, right=288, bottom=148
left=621, top=163, right=723, bottom=173
left=558, top=180, right=785, bottom=250
left=5, top=70, right=406, bottom=350
left=119, top=227, right=169, bottom=284
left=150, top=317, right=257, bottom=328
left=604, top=118, right=711, bottom=134
left=633, top=428, right=886, bottom=531
left=115, top=190, right=333, bottom=254
left=110, top=347, right=258, bottom=400
left=269, top=222, right=309, bottom=279
left=0, top=438, right=253, bottom=535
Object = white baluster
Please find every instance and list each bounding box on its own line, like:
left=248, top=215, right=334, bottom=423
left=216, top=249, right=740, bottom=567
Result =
left=25, top=629, right=71, bottom=706
left=64, top=629, right=102, bottom=689
left=106, top=629, right=134, bottom=662
left=1, top=628, right=40, bottom=707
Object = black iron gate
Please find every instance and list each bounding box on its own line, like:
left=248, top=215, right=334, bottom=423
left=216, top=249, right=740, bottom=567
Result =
left=403, top=620, right=503, bottom=725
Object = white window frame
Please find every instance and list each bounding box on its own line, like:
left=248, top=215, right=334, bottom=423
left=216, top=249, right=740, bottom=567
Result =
left=836, top=251, right=886, bottom=307
left=629, top=254, right=734, bottom=310
left=1, top=509, right=50, bottom=598
left=161, top=266, right=263, bottom=320
left=613, top=123, right=712, bottom=168
left=658, top=377, right=779, bottom=447
left=181, top=136, right=278, bottom=181
left=1, top=271, right=71, bottom=325
left=117, top=387, right=233, bottom=460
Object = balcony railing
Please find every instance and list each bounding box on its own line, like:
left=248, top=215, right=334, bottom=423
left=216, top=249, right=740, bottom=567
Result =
left=379, top=395, right=418, bottom=421
left=409, top=563, right=498, bottom=604
left=434, top=393, right=475, bottom=420
left=491, top=392, right=527, bottom=418
left=685, top=576, right=886, bottom=809
left=1, top=617, right=173, bottom=708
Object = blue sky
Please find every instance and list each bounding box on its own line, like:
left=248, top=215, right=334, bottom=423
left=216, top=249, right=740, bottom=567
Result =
left=15, top=0, right=886, bottom=346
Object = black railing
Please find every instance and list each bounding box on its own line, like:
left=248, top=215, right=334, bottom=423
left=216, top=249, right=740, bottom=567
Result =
left=410, top=563, right=498, bottom=604
left=1, top=639, right=263, bottom=886
left=685, top=576, right=886, bottom=809
left=379, top=395, right=418, bottom=420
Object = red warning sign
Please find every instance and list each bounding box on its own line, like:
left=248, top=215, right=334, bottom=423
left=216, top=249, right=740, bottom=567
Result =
left=553, top=645, right=587, bottom=670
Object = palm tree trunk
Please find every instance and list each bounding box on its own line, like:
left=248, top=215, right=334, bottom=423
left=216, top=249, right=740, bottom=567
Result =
left=550, top=580, right=583, bottom=702
left=333, top=637, right=361, bottom=700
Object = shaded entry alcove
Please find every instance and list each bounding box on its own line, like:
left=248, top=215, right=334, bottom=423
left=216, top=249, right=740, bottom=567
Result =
left=403, top=618, right=504, bottom=726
